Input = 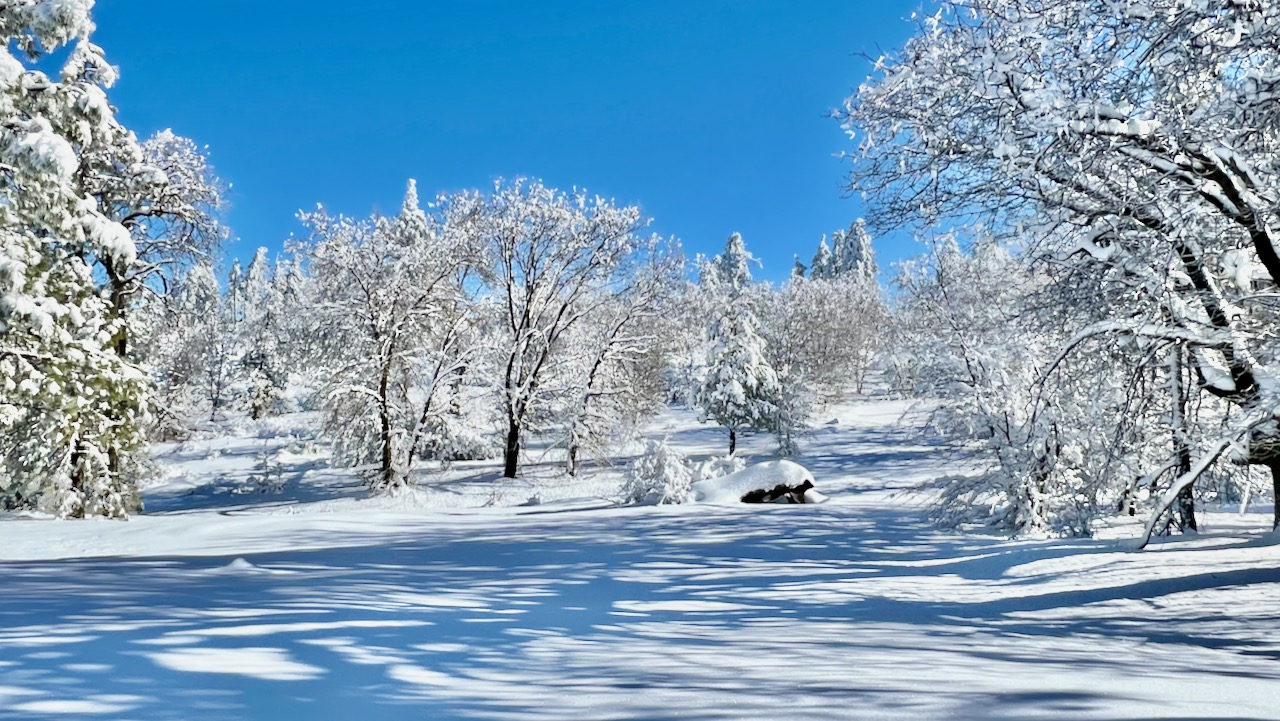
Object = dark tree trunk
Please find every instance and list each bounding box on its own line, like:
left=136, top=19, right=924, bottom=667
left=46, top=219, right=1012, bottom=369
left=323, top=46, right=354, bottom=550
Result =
left=69, top=439, right=86, bottom=519
left=378, top=362, right=395, bottom=489
left=503, top=421, right=521, bottom=479
left=729, top=428, right=737, bottom=456
left=449, top=364, right=466, bottom=414
left=1271, top=463, right=1280, bottom=530
left=567, top=443, right=579, bottom=478
left=1166, top=428, right=1197, bottom=533
left=1172, top=484, right=1198, bottom=533
left=106, top=264, right=130, bottom=481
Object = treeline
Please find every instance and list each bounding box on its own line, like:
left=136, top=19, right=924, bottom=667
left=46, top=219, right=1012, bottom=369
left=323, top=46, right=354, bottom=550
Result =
left=140, top=183, right=885, bottom=496
left=0, top=3, right=892, bottom=519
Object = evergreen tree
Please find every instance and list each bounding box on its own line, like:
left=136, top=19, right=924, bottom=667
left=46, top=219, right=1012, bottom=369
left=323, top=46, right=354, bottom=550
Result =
left=697, top=234, right=783, bottom=455
left=831, top=219, right=878, bottom=281
left=791, top=255, right=807, bottom=280
left=0, top=2, right=151, bottom=517
left=240, top=247, right=286, bottom=418
left=699, top=306, right=783, bottom=455
left=810, top=237, right=834, bottom=280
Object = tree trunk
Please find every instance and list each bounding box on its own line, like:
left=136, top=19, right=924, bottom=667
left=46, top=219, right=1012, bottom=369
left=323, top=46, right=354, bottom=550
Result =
left=68, top=438, right=86, bottom=519
left=503, top=420, right=521, bottom=479
left=1272, top=463, right=1280, bottom=530
left=378, top=362, right=395, bottom=489
left=449, top=364, right=466, bottom=415
left=729, top=428, right=737, bottom=456
left=1167, top=345, right=1197, bottom=533
left=1171, top=484, right=1197, bottom=533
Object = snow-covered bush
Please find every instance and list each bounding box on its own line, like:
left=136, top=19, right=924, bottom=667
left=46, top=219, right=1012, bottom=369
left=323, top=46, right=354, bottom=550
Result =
left=416, top=414, right=498, bottom=463
left=693, top=454, right=747, bottom=483
left=621, top=440, right=693, bottom=505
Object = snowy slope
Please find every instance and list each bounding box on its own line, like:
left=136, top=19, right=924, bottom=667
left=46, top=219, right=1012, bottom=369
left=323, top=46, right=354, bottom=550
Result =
left=1, top=398, right=1278, bottom=720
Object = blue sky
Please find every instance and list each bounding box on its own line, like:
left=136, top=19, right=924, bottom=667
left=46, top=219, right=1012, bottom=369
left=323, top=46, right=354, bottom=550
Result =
left=93, top=1, right=921, bottom=282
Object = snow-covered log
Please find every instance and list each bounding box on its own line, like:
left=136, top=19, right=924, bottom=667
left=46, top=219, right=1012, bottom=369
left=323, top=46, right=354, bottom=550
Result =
left=693, top=460, right=826, bottom=505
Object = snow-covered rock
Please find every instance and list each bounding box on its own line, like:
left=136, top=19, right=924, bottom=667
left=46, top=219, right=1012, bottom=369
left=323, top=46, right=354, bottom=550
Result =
left=692, top=460, right=824, bottom=504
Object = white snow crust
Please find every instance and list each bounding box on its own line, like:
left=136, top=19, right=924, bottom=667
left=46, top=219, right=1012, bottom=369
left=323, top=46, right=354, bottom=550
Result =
left=1, top=398, right=1277, bottom=720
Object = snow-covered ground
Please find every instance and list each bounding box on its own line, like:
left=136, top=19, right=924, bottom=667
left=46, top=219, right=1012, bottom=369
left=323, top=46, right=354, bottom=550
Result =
left=2, top=399, right=1279, bottom=720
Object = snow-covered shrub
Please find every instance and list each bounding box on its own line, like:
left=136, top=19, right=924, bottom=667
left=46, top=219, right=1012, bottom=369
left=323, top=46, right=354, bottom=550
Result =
left=621, top=440, right=693, bottom=505
left=694, top=454, right=747, bottom=482
left=237, top=444, right=287, bottom=495
left=417, top=416, right=498, bottom=463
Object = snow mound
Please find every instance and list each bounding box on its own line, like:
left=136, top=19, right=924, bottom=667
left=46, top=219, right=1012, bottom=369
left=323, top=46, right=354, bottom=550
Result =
left=692, top=460, right=824, bottom=504
left=209, top=558, right=292, bottom=576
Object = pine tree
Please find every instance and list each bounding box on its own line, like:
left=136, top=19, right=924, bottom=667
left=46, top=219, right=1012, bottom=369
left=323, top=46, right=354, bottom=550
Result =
left=240, top=247, right=285, bottom=418
left=697, top=234, right=782, bottom=455
left=832, top=219, right=878, bottom=281
left=699, top=306, right=783, bottom=455
left=791, top=255, right=807, bottom=280
left=0, top=2, right=151, bottom=517
left=810, top=237, right=834, bottom=280
left=707, top=232, right=754, bottom=294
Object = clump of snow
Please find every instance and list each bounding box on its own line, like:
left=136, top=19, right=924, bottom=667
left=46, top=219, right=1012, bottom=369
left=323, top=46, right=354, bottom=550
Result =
left=692, top=460, right=823, bottom=504
left=209, top=558, right=291, bottom=576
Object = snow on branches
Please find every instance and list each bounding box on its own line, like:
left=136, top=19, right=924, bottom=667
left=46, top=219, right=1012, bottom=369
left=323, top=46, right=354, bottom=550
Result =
left=848, top=0, right=1280, bottom=537
left=0, top=1, right=154, bottom=518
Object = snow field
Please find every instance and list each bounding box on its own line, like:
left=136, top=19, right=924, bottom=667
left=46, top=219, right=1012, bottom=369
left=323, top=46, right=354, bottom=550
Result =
left=1, top=398, right=1278, bottom=720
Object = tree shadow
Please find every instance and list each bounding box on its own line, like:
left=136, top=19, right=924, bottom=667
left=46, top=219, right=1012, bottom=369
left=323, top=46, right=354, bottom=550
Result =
left=3, top=500, right=1278, bottom=720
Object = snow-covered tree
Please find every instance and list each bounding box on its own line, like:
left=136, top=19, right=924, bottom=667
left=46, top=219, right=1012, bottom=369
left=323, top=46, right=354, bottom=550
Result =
left=698, top=234, right=784, bottom=455
left=119, top=130, right=225, bottom=304
left=135, top=259, right=238, bottom=427
left=660, top=280, right=712, bottom=408
left=0, top=1, right=153, bottom=517
left=475, top=179, right=662, bottom=479
left=701, top=232, right=755, bottom=294
left=891, top=238, right=1073, bottom=534
left=226, top=259, right=244, bottom=324
left=831, top=219, right=878, bottom=281
left=804, top=220, right=877, bottom=283
left=303, top=180, right=482, bottom=491
left=791, top=256, right=807, bottom=280
left=238, top=247, right=287, bottom=418
left=843, top=0, right=1280, bottom=540
left=766, top=272, right=886, bottom=399
left=562, top=243, right=683, bottom=476
left=809, top=237, right=834, bottom=280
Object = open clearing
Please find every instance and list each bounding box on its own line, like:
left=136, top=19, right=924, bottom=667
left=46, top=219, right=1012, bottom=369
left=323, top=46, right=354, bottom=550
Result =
left=2, top=399, right=1278, bottom=720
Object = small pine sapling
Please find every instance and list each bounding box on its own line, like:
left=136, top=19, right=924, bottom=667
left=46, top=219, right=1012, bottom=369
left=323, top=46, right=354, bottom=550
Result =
left=621, top=440, right=694, bottom=505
